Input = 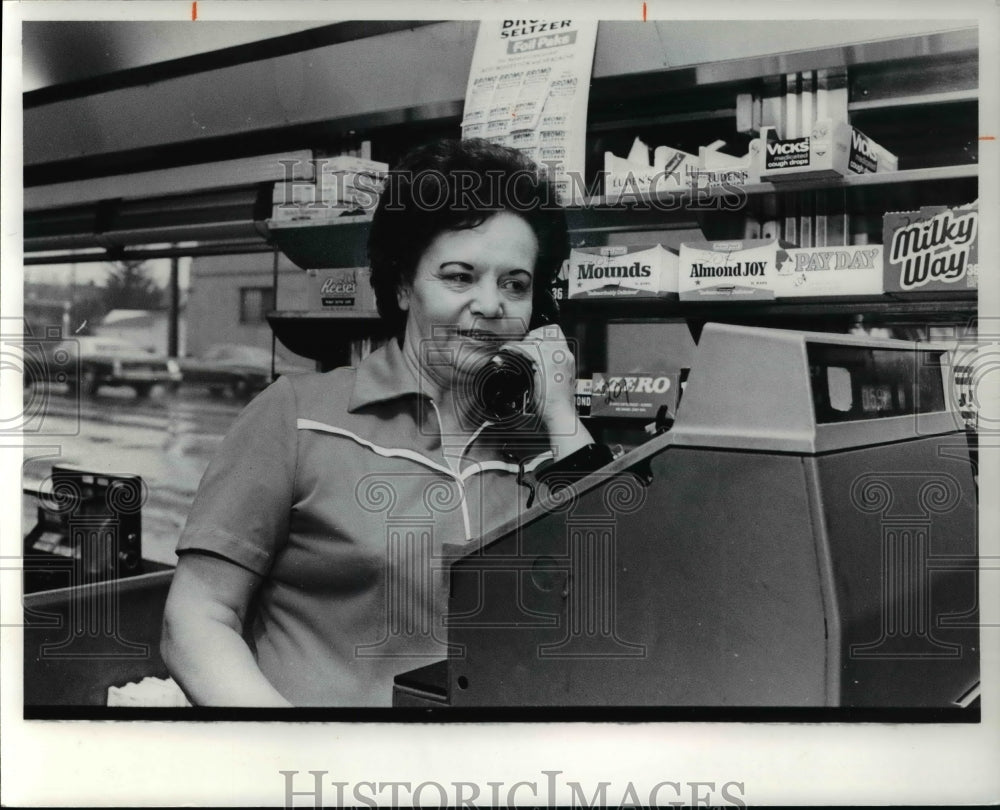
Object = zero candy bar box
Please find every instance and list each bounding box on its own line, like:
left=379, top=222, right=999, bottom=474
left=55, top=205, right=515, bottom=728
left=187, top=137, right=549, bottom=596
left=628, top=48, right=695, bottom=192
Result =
left=591, top=371, right=682, bottom=419
left=566, top=244, right=678, bottom=299
left=754, top=118, right=897, bottom=181
left=678, top=238, right=784, bottom=301
left=883, top=203, right=978, bottom=293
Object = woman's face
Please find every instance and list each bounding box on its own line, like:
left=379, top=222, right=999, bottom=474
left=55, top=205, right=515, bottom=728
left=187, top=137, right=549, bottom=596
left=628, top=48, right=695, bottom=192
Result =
left=398, top=211, right=539, bottom=389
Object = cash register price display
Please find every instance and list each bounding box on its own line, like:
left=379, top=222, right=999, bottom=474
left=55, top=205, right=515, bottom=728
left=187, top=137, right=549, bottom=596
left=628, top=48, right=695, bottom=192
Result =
left=807, top=343, right=947, bottom=423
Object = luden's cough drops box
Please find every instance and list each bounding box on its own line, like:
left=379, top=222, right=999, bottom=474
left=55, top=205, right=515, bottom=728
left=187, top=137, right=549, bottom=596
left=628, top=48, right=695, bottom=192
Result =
left=306, top=267, right=377, bottom=313
left=566, top=244, right=678, bottom=299
left=678, top=238, right=784, bottom=301
left=883, top=203, right=978, bottom=293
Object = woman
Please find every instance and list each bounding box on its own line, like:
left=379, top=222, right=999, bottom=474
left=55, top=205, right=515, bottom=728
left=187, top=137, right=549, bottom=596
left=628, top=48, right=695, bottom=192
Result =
left=161, top=138, right=594, bottom=706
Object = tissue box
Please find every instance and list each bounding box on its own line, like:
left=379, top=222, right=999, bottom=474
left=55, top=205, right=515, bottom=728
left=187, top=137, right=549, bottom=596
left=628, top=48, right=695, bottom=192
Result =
left=679, top=238, right=787, bottom=301
left=754, top=119, right=897, bottom=181
left=566, top=244, right=678, bottom=300
left=305, top=267, right=378, bottom=313
left=883, top=203, right=978, bottom=292
left=773, top=245, right=884, bottom=297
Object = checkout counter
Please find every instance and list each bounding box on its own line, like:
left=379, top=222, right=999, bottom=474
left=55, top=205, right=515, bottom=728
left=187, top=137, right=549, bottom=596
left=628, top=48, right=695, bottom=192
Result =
left=394, top=323, right=979, bottom=709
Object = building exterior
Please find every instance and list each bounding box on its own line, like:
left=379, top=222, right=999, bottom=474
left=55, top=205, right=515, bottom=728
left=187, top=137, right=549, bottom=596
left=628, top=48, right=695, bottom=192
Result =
left=187, top=252, right=312, bottom=364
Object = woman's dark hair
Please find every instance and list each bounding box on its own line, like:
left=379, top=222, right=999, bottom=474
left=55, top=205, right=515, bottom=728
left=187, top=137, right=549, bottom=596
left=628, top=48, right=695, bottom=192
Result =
left=368, top=138, right=569, bottom=338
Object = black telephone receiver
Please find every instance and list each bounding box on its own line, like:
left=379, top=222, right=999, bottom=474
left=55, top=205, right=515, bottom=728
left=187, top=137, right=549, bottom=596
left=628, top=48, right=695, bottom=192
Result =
left=475, top=286, right=561, bottom=423
left=529, top=285, right=560, bottom=331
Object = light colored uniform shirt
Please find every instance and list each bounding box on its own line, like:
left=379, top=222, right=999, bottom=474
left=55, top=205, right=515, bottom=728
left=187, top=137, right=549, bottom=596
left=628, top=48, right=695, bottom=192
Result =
left=176, top=338, right=551, bottom=706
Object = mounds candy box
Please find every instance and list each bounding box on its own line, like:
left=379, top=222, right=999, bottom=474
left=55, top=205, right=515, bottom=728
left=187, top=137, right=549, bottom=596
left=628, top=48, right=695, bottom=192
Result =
left=678, top=238, right=785, bottom=301
left=883, top=202, right=978, bottom=293
left=754, top=118, right=898, bottom=182
left=591, top=370, right=682, bottom=419
left=305, top=267, right=378, bottom=313
left=772, top=245, right=884, bottom=297
left=566, top=244, right=678, bottom=300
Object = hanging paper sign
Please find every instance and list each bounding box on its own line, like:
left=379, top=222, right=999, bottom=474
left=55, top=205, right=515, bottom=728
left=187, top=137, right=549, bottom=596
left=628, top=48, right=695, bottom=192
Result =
left=462, top=19, right=598, bottom=203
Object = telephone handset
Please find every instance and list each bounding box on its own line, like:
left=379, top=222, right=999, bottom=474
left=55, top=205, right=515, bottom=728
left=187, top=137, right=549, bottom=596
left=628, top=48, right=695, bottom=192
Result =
left=475, top=286, right=560, bottom=423
left=529, top=286, right=560, bottom=330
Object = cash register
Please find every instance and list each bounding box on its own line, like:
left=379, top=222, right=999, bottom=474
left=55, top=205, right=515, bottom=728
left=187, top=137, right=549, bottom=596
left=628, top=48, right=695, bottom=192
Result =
left=393, top=323, right=979, bottom=710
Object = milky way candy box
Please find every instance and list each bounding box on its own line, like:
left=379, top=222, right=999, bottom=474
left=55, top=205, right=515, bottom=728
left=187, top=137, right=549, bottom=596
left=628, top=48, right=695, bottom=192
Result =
left=883, top=203, right=978, bottom=293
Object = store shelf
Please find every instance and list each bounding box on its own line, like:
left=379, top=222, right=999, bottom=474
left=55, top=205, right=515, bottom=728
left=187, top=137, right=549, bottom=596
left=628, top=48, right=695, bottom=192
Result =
left=263, top=165, right=978, bottom=267
left=266, top=215, right=373, bottom=270
left=562, top=291, right=979, bottom=323
left=568, top=164, right=978, bottom=236
left=590, top=163, right=977, bottom=205
left=267, top=310, right=389, bottom=363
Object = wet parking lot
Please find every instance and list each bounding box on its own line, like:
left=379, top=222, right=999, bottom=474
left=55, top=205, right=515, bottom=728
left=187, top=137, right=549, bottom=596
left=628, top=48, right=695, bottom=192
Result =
left=20, top=383, right=249, bottom=565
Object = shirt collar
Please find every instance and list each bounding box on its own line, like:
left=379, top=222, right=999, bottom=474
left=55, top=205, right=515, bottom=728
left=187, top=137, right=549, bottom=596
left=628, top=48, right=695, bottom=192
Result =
left=348, top=337, right=425, bottom=412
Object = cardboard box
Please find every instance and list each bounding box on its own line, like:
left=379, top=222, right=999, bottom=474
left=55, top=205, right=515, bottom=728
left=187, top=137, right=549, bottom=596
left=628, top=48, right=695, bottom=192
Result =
left=591, top=371, right=682, bottom=419
left=575, top=378, right=593, bottom=417
left=603, top=137, right=699, bottom=202
left=883, top=203, right=978, bottom=293
left=271, top=181, right=322, bottom=221
left=305, top=267, right=378, bottom=313
left=773, top=245, right=884, bottom=297
left=696, top=140, right=756, bottom=187
left=567, top=244, right=678, bottom=299
left=317, top=170, right=386, bottom=209
left=315, top=156, right=388, bottom=176
left=679, top=239, right=785, bottom=301
left=754, top=118, right=898, bottom=181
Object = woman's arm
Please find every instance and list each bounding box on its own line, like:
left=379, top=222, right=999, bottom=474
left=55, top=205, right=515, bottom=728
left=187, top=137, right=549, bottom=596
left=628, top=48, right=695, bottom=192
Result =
left=161, top=552, right=292, bottom=707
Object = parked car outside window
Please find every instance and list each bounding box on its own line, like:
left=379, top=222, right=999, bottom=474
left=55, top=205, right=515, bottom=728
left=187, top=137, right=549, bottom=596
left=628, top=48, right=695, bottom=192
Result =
left=177, top=343, right=310, bottom=400
left=25, top=336, right=182, bottom=398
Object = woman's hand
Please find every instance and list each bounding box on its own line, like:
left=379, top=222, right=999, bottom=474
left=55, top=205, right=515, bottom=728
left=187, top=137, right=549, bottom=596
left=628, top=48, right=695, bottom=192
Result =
left=507, top=324, right=594, bottom=458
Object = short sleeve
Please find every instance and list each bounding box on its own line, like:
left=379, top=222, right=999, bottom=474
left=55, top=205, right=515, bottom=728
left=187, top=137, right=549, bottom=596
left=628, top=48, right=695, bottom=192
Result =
left=176, top=375, right=298, bottom=575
